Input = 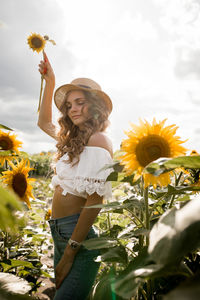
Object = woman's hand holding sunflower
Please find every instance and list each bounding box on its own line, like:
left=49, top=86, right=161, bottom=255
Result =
left=38, top=51, right=55, bottom=85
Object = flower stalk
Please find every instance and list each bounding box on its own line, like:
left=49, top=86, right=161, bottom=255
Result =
left=38, top=74, right=44, bottom=113
left=169, top=171, right=183, bottom=208
left=144, top=186, right=150, bottom=246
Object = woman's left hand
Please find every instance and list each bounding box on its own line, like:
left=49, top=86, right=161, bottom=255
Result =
left=55, top=250, right=76, bottom=289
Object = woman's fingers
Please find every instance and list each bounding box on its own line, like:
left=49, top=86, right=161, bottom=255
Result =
left=39, top=61, right=45, bottom=68
left=56, top=277, right=62, bottom=289
left=38, top=60, right=47, bottom=75
left=38, top=52, right=55, bottom=82
left=43, top=50, right=50, bottom=64
left=55, top=260, right=73, bottom=290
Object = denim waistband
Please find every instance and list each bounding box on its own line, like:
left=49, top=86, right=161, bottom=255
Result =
left=48, top=213, right=80, bottom=226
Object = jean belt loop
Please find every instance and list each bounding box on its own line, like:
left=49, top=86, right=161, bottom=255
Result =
left=48, top=219, right=56, bottom=226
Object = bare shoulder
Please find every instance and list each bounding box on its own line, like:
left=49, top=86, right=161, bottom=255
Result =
left=87, top=132, right=113, bottom=157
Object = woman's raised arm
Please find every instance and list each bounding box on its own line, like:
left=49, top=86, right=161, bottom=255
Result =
left=37, top=51, right=58, bottom=140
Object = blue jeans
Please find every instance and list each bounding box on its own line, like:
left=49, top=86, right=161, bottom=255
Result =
left=48, top=214, right=100, bottom=300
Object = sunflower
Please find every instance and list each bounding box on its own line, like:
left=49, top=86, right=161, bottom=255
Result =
left=45, top=208, right=52, bottom=221
left=0, top=130, right=22, bottom=166
left=120, top=119, right=187, bottom=188
left=27, top=33, right=46, bottom=53
left=1, top=159, right=35, bottom=208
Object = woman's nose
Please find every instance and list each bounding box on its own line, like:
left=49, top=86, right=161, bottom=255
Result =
left=70, top=104, right=77, bottom=112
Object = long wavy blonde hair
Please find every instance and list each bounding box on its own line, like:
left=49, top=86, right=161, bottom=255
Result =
left=56, top=89, right=110, bottom=164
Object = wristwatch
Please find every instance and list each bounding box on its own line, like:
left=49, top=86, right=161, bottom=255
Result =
left=68, top=238, right=81, bottom=250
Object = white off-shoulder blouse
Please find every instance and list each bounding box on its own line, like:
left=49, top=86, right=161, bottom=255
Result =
left=51, top=146, right=113, bottom=199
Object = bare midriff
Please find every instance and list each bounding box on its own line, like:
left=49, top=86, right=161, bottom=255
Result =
left=51, top=185, right=87, bottom=219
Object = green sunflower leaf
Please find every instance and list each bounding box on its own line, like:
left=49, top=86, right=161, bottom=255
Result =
left=148, top=198, right=200, bottom=265
left=82, top=237, right=118, bottom=249
left=0, top=124, right=13, bottom=131
left=144, top=156, right=200, bottom=175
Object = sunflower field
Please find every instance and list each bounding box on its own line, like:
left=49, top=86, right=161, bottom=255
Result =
left=0, top=125, right=54, bottom=299
left=1, top=119, right=200, bottom=299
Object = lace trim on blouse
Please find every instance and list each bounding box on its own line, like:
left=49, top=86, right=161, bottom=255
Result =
left=51, top=146, right=113, bottom=199
left=73, top=176, right=112, bottom=197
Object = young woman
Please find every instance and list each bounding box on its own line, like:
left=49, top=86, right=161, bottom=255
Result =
left=37, top=52, right=113, bottom=300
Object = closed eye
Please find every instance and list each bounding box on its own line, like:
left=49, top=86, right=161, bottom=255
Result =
left=66, top=98, right=87, bottom=109
left=77, top=101, right=86, bottom=105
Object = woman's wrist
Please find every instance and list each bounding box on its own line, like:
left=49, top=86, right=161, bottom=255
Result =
left=45, top=78, right=55, bottom=89
left=64, top=244, right=79, bottom=258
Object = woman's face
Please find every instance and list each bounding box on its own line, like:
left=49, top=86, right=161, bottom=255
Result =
left=66, top=90, right=90, bottom=127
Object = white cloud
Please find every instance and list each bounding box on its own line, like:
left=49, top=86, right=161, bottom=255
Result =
left=17, top=129, right=56, bottom=154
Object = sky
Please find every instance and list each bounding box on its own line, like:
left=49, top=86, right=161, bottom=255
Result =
left=1, top=0, right=200, bottom=154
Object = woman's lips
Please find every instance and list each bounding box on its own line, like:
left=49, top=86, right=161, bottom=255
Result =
left=72, top=115, right=81, bottom=119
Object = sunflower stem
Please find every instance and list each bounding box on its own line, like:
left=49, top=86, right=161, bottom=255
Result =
left=146, top=279, right=152, bottom=299
left=169, top=194, right=176, bottom=209
left=107, top=212, right=111, bottom=231
left=38, top=75, right=44, bottom=113
left=126, top=209, right=144, bottom=227
left=169, top=171, right=183, bottom=208
left=139, top=287, right=147, bottom=300
left=144, top=186, right=150, bottom=246
left=138, top=177, right=145, bottom=251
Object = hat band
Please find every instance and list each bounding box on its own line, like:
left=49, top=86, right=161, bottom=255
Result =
left=77, top=84, right=92, bottom=89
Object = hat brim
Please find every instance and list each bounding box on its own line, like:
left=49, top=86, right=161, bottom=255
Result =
left=54, top=84, right=112, bottom=114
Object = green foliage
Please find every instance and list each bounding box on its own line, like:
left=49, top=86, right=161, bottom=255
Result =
left=2, top=147, right=200, bottom=299
left=0, top=125, right=54, bottom=296
left=20, top=151, right=54, bottom=178
left=0, top=179, right=53, bottom=297
left=149, top=199, right=200, bottom=265
left=86, top=155, right=200, bottom=299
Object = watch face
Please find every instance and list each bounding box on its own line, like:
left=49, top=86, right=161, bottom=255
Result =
left=68, top=238, right=81, bottom=249
left=70, top=241, right=78, bottom=249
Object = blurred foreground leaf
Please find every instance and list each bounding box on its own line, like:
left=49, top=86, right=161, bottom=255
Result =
left=0, top=186, right=25, bottom=232
left=148, top=198, right=200, bottom=265
left=91, top=272, right=122, bottom=300
left=0, top=273, right=32, bottom=299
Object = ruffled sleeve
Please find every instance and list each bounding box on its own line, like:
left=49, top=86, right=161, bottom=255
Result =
left=73, top=146, right=113, bottom=198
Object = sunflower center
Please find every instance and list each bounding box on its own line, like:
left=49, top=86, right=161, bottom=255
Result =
left=0, top=136, right=13, bottom=150
left=31, top=37, right=43, bottom=48
left=135, top=134, right=171, bottom=167
left=12, top=173, right=27, bottom=198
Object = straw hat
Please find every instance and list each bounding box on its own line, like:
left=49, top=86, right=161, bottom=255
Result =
left=54, top=78, right=112, bottom=114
